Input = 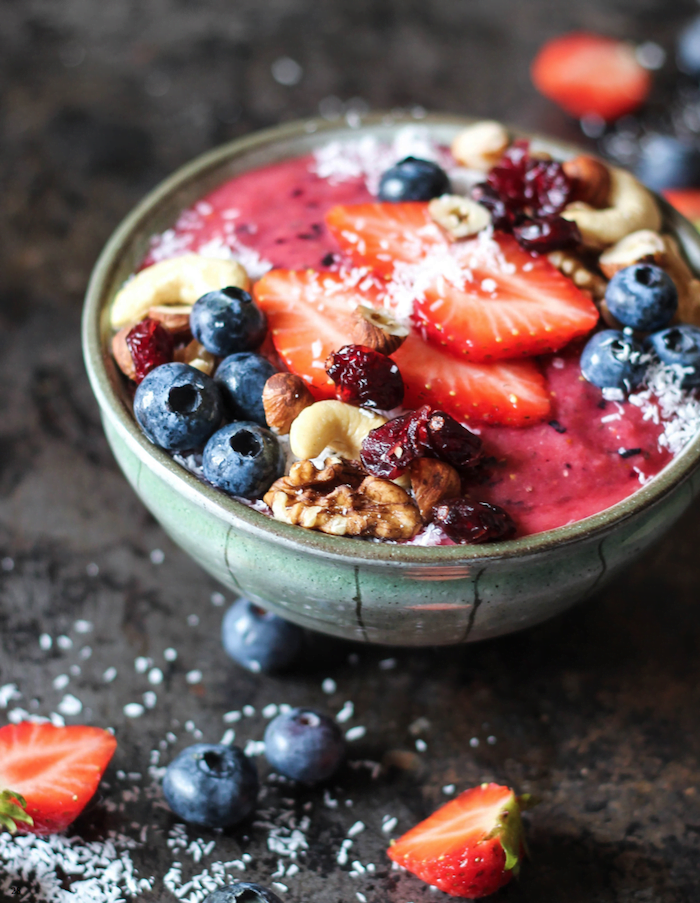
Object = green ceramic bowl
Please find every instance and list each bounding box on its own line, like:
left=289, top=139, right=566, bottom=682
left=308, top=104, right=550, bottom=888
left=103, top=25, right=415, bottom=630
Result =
left=82, top=113, right=700, bottom=646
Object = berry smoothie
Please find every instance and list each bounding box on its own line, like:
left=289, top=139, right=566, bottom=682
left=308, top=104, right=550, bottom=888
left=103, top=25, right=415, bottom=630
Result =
left=140, top=149, right=677, bottom=537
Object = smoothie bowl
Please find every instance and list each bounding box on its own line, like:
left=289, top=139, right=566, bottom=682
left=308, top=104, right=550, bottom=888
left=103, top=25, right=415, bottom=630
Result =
left=82, top=113, right=700, bottom=646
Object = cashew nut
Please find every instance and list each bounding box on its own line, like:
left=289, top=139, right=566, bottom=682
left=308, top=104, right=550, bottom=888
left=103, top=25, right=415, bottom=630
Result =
left=662, top=235, right=700, bottom=326
left=289, top=400, right=386, bottom=461
left=561, top=167, right=661, bottom=250
left=110, top=254, right=249, bottom=328
left=451, top=121, right=510, bottom=171
left=428, top=194, right=491, bottom=239
left=598, top=229, right=666, bottom=278
left=174, top=338, right=217, bottom=376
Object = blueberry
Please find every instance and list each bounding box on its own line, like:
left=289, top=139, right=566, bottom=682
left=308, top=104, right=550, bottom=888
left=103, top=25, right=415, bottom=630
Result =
left=202, top=884, right=283, bottom=903
left=634, top=134, right=700, bottom=191
left=203, top=422, right=285, bottom=499
left=222, top=598, right=303, bottom=673
left=378, top=156, right=451, bottom=202
left=264, top=707, right=345, bottom=784
left=190, top=287, right=267, bottom=357
left=580, top=329, right=646, bottom=391
left=645, top=324, right=700, bottom=387
left=215, top=353, right=277, bottom=426
left=163, top=743, right=258, bottom=828
left=133, top=362, right=222, bottom=451
left=604, top=264, right=678, bottom=331
left=678, top=15, right=700, bottom=78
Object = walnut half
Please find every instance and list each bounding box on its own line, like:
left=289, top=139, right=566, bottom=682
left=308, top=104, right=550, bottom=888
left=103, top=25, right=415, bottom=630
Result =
left=264, top=459, right=422, bottom=541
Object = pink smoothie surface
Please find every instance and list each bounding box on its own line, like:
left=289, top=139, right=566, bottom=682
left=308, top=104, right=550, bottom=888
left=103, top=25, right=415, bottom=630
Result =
left=144, top=154, right=673, bottom=538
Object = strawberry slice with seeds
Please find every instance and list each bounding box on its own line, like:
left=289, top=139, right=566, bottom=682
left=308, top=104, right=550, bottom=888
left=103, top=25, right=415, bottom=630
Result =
left=0, top=722, right=117, bottom=835
left=531, top=32, right=651, bottom=121
left=253, top=268, right=377, bottom=398
left=414, top=233, right=599, bottom=362
left=394, top=333, right=550, bottom=426
left=326, top=202, right=445, bottom=276
left=254, top=270, right=550, bottom=425
left=387, top=782, right=531, bottom=899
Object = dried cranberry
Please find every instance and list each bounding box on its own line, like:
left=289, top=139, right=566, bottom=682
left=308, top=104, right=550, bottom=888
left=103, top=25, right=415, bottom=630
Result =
left=360, top=405, right=482, bottom=479
left=478, top=139, right=577, bottom=254
left=325, top=344, right=404, bottom=410
left=126, top=317, right=174, bottom=384
left=512, top=216, right=581, bottom=253
left=431, top=498, right=516, bottom=544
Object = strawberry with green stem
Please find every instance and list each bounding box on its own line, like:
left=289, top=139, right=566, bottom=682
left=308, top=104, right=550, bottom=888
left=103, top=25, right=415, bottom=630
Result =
left=0, top=722, right=117, bottom=835
left=387, top=782, right=533, bottom=899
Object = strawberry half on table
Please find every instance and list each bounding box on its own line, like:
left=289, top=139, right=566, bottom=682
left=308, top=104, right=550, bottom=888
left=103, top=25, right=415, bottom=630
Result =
left=387, top=783, right=532, bottom=899
left=0, top=722, right=117, bottom=835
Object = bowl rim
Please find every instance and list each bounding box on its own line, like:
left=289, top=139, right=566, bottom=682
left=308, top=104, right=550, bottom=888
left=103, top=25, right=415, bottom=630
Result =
left=82, top=111, right=700, bottom=567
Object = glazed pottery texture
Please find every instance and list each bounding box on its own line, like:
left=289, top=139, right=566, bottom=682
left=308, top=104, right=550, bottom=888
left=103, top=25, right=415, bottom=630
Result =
left=82, top=115, right=700, bottom=646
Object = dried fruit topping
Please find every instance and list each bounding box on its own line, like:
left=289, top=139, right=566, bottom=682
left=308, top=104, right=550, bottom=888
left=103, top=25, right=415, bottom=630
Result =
left=474, top=140, right=581, bottom=253
left=360, top=406, right=483, bottom=480
left=431, top=498, right=516, bottom=544
left=325, top=344, right=405, bottom=410
left=125, top=317, right=174, bottom=384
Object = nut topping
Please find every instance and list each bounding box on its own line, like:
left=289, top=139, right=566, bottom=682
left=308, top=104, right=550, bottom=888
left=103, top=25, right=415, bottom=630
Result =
left=289, top=400, right=386, bottom=461
left=598, top=229, right=666, bottom=278
left=562, top=155, right=612, bottom=209
left=451, top=120, right=510, bottom=171
left=111, top=326, right=136, bottom=380
left=173, top=338, right=216, bottom=375
left=408, top=458, right=462, bottom=519
left=262, top=372, right=315, bottom=434
left=264, top=458, right=422, bottom=540
left=350, top=305, right=409, bottom=355
left=428, top=194, right=492, bottom=240
left=147, top=304, right=193, bottom=335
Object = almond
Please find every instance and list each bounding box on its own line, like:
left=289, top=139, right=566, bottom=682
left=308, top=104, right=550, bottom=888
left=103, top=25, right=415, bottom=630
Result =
left=408, top=458, right=461, bottom=520
left=263, top=372, right=315, bottom=434
left=111, top=325, right=136, bottom=380
left=350, top=305, right=409, bottom=355
left=563, top=155, right=612, bottom=209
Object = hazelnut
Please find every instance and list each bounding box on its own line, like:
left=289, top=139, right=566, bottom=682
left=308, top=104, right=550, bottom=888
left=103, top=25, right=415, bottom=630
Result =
left=262, top=372, right=315, bottom=434
left=349, top=305, right=409, bottom=355
left=111, top=325, right=136, bottom=380
left=563, top=155, right=612, bottom=209
left=408, top=458, right=462, bottom=519
left=147, top=304, right=192, bottom=336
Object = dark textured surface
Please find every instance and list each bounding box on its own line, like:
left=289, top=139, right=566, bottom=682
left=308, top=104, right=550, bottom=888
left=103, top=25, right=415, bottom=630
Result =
left=1, top=1, right=699, bottom=901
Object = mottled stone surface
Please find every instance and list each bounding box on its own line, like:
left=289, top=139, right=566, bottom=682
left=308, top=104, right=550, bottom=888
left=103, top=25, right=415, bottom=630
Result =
left=0, top=1, right=699, bottom=901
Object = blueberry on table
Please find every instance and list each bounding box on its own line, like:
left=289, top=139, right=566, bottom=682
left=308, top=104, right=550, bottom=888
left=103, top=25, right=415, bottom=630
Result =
left=580, top=329, right=646, bottom=391
left=190, top=286, right=267, bottom=356
left=634, top=134, right=700, bottom=192
left=221, top=598, right=303, bottom=673
left=604, top=264, right=678, bottom=332
left=678, top=15, right=700, bottom=79
left=264, top=707, right=345, bottom=784
left=203, top=422, right=285, bottom=498
left=202, top=884, right=283, bottom=903
left=163, top=743, right=258, bottom=828
left=378, top=156, right=451, bottom=202
left=133, top=362, right=223, bottom=451
left=646, top=325, right=700, bottom=387
left=215, top=353, right=277, bottom=426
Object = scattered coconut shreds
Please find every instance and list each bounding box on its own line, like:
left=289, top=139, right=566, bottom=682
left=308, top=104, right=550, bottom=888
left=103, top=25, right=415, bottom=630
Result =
left=629, top=361, right=700, bottom=456
left=310, top=125, right=454, bottom=194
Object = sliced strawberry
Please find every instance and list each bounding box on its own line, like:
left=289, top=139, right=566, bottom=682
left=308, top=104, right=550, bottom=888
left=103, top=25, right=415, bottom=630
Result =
left=531, top=32, right=651, bottom=121
left=414, top=233, right=599, bottom=362
left=0, top=722, right=117, bottom=835
left=325, top=202, right=445, bottom=275
left=254, top=269, right=550, bottom=425
left=387, top=783, right=530, bottom=899
left=253, top=268, right=377, bottom=398
left=663, top=189, right=700, bottom=230
left=394, top=333, right=550, bottom=426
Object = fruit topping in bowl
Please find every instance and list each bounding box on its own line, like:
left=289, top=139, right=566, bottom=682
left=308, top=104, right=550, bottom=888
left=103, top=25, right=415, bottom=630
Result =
left=109, top=122, right=700, bottom=542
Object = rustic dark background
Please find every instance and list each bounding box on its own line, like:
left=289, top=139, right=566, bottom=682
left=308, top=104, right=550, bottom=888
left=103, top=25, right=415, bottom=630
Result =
left=1, top=1, right=699, bottom=901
